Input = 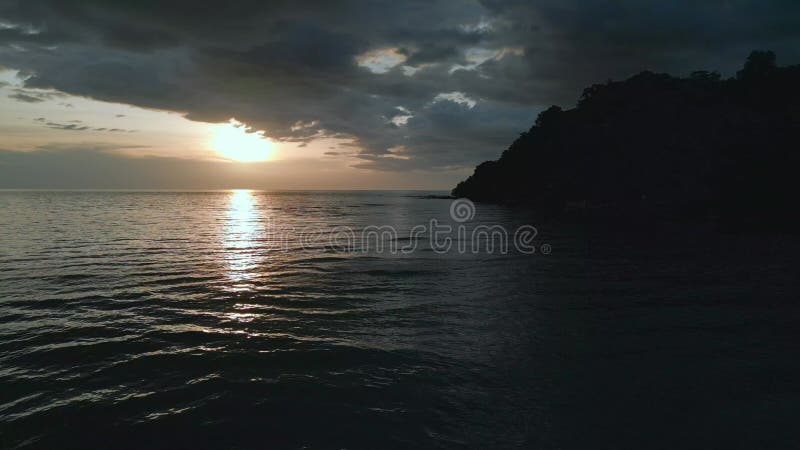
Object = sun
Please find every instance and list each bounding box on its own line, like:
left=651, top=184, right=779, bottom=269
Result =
left=211, top=119, right=274, bottom=162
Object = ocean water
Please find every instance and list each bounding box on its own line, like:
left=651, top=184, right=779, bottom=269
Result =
left=1, top=190, right=799, bottom=449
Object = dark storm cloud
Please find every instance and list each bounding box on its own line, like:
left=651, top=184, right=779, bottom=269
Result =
left=1, top=0, right=799, bottom=172
left=477, top=0, right=800, bottom=99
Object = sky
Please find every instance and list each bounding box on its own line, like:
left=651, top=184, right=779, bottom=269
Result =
left=1, top=0, right=799, bottom=190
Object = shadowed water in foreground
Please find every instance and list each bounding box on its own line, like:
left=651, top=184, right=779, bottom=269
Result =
left=1, top=191, right=799, bottom=449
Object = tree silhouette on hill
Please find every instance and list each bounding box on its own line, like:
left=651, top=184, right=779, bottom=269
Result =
left=452, top=51, right=800, bottom=229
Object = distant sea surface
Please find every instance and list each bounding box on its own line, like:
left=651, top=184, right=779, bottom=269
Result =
left=1, top=191, right=799, bottom=449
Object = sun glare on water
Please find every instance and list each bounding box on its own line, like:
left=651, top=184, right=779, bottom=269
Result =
left=212, top=119, right=274, bottom=162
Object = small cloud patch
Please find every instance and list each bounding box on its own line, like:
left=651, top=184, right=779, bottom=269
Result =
left=356, top=47, right=407, bottom=74
left=389, top=106, right=413, bottom=126
left=33, top=117, right=137, bottom=133
left=432, top=92, right=477, bottom=109
left=290, top=120, right=319, bottom=131
left=8, top=88, right=66, bottom=103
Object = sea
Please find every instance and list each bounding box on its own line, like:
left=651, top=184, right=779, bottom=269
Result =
left=0, top=190, right=798, bottom=449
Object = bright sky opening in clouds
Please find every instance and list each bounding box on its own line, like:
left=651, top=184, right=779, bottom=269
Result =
left=0, top=69, right=210, bottom=159
left=0, top=69, right=352, bottom=164
left=211, top=119, right=274, bottom=162
left=0, top=69, right=465, bottom=189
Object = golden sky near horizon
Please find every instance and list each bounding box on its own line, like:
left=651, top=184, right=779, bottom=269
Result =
left=0, top=70, right=469, bottom=190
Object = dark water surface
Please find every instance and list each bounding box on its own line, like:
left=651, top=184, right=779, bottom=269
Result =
left=1, top=191, right=799, bottom=449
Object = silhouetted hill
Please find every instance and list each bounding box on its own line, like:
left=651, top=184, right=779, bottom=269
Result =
left=453, top=51, right=800, bottom=229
